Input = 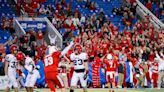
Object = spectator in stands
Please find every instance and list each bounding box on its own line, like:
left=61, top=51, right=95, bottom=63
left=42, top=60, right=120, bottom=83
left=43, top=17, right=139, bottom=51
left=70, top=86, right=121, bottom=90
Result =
left=65, top=3, right=73, bottom=16
left=56, top=2, right=62, bottom=11
left=45, top=7, right=52, bottom=16
left=98, top=8, right=105, bottom=20
left=74, top=8, right=81, bottom=17
left=161, top=10, right=164, bottom=22
left=52, top=14, right=58, bottom=27
left=47, top=4, right=55, bottom=13
left=146, top=0, right=152, bottom=11
left=65, top=16, right=73, bottom=27
left=24, top=0, right=32, bottom=4
left=159, top=0, right=164, bottom=12
left=19, top=34, right=29, bottom=44
left=19, top=42, right=27, bottom=52
left=130, top=4, right=136, bottom=15
left=129, top=0, right=136, bottom=5
left=94, top=19, right=101, bottom=29
left=61, top=0, right=67, bottom=7
left=4, top=19, right=10, bottom=30
left=29, top=30, right=36, bottom=44
left=72, top=13, right=80, bottom=27
left=35, top=41, right=47, bottom=59
left=36, top=30, right=44, bottom=45
left=0, top=43, right=6, bottom=54
left=0, top=52, right=5, bottom=75
left=90, top=2, right=97, bottom=10
left=85, top=0, right=91, bottom=8
left=39, top=5, right=46, bottom=16
left=80, top=14, right=86, bottom=25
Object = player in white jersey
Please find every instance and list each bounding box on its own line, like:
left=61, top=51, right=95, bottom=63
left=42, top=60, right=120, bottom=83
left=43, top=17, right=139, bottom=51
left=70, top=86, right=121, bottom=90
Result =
left=4, top=44, right=19, bottom=92
left=70, top=44, right=88, bottom=92
left=24, top=54, right=40, bottom=92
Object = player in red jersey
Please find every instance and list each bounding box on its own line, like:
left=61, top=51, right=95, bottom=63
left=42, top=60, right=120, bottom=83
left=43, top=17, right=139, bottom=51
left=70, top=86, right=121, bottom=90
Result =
left=44, top=41, right=74, bottom=92
left=151, top=58, right=159, bottom=88
left=103, top=54, right=117, bottom=92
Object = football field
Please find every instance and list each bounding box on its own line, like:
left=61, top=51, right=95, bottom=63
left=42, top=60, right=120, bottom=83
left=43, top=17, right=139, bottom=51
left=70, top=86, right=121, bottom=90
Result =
left=36, top=88, right=164, bottom=92
left=1, top=88, right=164, bottom=92
left=41, top=88, right=164, bottom=92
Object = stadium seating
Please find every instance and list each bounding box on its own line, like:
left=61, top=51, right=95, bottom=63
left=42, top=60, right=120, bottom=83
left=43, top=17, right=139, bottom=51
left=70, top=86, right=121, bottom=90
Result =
left=0, top=29, right=11, bottom=43
left=39, top=0, right=126, bottom=31
left=0, top=1, right=16, bottom=18
left=0, top=0, right=16, bottom=43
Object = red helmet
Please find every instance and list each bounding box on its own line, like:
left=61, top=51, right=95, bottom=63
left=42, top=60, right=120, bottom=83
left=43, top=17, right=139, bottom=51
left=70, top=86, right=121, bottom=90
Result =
left=74, top=44, right=82, bottom=53
left=34, top=55, right=40, bottom=60
left=10, top=44, right=18, bottom=52
left=16, top=52, right=25, bottom=61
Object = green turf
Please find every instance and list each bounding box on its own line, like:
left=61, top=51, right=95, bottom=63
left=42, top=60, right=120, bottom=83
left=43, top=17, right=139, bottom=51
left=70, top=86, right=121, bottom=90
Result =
left=0, top=88, right=164, bottom=92
left=36, top=88, right=164, bottom=92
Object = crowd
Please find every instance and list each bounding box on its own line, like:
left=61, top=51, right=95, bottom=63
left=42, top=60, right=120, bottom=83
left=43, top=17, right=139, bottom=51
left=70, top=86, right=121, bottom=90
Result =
left=0, top=0, right=164, bottom=90
left=140, top=0, right=164, bottom=22
left=0, top=29, right=47, bottom=62
left=112, top=2, right=137, bottom=29
left=37, top=0, right=164, bottom=88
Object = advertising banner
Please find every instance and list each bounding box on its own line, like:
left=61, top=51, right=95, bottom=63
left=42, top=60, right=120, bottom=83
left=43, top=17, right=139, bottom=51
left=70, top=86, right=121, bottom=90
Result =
left=19, top=21, right=47, bottom=32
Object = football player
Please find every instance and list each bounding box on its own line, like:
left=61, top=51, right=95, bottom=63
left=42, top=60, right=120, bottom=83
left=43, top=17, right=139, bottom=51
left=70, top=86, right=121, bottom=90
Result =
left=44, top=41, right=74, bottom=92
left=103, top=54, right=117, bottom=92
left=24, top=54, right=40, bottom=92
left=4, top=44, right=19, bottom=92
left=70, top=44, right=88, bottom=92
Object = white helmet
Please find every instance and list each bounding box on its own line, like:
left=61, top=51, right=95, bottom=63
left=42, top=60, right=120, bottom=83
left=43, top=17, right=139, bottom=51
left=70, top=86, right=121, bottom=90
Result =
left=48, top=45, right=59, bottom=55
left=107, top=54, right=113, bottom=60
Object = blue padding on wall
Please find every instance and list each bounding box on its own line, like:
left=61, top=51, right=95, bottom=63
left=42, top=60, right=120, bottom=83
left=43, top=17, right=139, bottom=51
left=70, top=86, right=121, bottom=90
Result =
left=36, top=60, right=45, bottom=86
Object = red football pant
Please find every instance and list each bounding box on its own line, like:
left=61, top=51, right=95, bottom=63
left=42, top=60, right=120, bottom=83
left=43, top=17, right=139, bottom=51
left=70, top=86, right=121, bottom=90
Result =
left=152, top=72, right=158, bottom=88
left=45, top=72, right=64, bottom=92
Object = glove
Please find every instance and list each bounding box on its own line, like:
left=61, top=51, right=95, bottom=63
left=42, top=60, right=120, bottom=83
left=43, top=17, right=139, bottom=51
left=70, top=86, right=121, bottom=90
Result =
left=83, top=70, right=88, bottom=80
